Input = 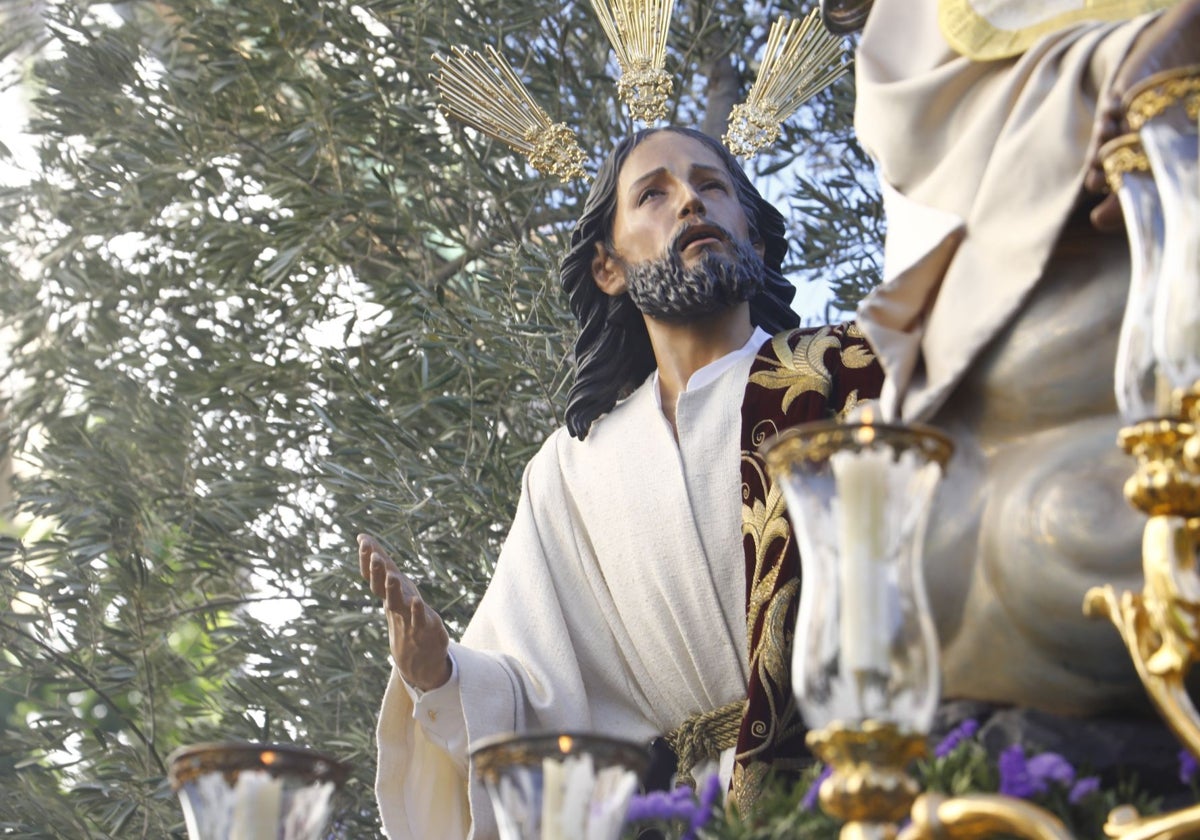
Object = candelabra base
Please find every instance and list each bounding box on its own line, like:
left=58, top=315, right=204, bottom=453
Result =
left=807, top=720, right=926, bottom=839
left=1103, top=801, right=1200, bottom=840
left=1117, top=417, right=1200, bottom=517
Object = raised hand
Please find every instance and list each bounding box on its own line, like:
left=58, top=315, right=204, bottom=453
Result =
left=357, top=533, right=452, bottom=691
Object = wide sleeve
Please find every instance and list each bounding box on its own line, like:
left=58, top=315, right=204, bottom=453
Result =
left=375, top=658, right=473, bottom=839
left=375, top=430, right=646, bottom=839
left=458, top=431, right=652, bottom=837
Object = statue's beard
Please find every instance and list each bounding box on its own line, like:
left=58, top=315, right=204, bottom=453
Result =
left=621, top=229, right=766, bottom=324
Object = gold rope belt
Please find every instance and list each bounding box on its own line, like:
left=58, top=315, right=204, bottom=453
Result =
left=663, top=698, right=747, bottom=784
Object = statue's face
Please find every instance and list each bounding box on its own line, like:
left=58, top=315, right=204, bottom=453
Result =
left=595, top=131, right=766, bottom=324
left=607, top=131, right=754, bottom=273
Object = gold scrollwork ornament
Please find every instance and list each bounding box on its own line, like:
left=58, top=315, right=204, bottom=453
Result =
left=1079, top=392, right=1200, bottom=838
left=898, top=792, right=1072, bottom=840
left=1125, top=64, right=1200, bottom=130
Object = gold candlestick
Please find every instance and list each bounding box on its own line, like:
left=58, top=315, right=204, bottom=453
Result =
left=761, top=420, right=950, bottom=839
left=807, top=720, right=926, bottom=840
left=1083, top=383, right=1200, bottom=834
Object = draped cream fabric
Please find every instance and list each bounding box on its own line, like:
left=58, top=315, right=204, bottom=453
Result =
left=854, top=0, right=1163, bottom=421
left=853, top=0, right=1168, bottom=715
left=939, top=0, right=1175, bottom=60
left=375, top=356, right=755, bottom=839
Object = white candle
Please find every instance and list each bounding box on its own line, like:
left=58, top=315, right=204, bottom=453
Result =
left=540, top=757, right=564, bottom=840
left=830, top=445, right=890, bottom=674
left=559, top=753, right=593, bottom=839
left=585, top=766, right=639, bottom=840
left=230, top=769, right=283, bottom=840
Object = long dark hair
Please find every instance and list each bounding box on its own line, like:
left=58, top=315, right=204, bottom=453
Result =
left=560, top=127, right=800, bottom=440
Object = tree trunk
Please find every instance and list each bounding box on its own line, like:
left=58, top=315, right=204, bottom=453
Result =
left=702, top=52, right=740, bottom=138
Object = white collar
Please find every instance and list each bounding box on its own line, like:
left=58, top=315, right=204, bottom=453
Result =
left=653, top=326, right=770, bottom=410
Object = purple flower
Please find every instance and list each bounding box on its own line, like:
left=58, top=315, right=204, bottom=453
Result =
left=680, top=773, right=724, bottom=840
left=998, top=746, right=1077, bottom=799
left=934, top=719, right=980, bottom=758
left=802, top=764, right=833, bottom=811
left=1180, top=749, right=1199, bottom=785
left=1068, top=776, right=1101, bottom=804
left=1027, top=753, right=1075, bottom=788
left=998, top=746, right=1037, bottom=798
left=626, top=786, right=695, bottom=823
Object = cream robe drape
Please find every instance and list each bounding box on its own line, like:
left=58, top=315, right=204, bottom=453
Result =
left=854, top=0, right=1161, bottom=421
left=852, top=0, right=1173, bottom=713
left=376, top=353, right=759, bottom=839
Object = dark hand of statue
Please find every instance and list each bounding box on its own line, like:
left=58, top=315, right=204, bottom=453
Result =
left=357, top=533, right=452, bottom=692
left=1085, top=0, right=1200, bottom=231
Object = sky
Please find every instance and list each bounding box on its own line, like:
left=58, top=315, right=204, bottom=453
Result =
left=791, top=267, right=835, bottom=322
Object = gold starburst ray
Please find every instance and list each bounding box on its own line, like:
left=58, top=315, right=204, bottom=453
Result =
left=431, top=45, right=588, bottom=182
left=724, top=10, right=850, bottom=159
left=589, top=0, right=676, bottom=122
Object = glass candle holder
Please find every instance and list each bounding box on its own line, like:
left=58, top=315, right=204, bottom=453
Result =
left=760, top=421, right=952, bottom=734
left=471, top=732, right=648, bottom=840
left=1125, top=65, right=1200, bottom=400
left=167, top=742, right=350, bottom=840
left=1101, top=132, right=1169, bottom=421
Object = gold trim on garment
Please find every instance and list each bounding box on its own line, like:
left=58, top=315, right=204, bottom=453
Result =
left=938, top=0, right=1176, bottom=61
left=1124, top=64, right=1200, bottom=129
left=1099, top=133, right=1149, bottom=192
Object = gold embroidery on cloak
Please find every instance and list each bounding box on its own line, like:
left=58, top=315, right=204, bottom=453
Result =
left=755, top=578, right=798, bottom=699
left=840, top=343, right=875, bottom=369
left=837, top=389, right=864, bottom=421
left=748, top=327, right=840, bottom=412
left=737, top=581, right=800, bottom=767
left=743, top=459, right=791, bottom=634
left=730, top=759, right=770, bottom=818
left=732, top=323, right=886, bottom=818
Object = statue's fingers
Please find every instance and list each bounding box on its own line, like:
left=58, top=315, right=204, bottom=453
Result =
left=1083, top=161, right=1108, bottom=196
left=385, top=570, right=408, bottom=618
left=396, top=573, right=422, bottom=605
left=356, top=534, right=375, bottom=578
left=370, top=552, right=391, bottom=599
left=1084, top=110, right=1122, bottom=194
left=384, top=603, right=405, bottom=640
left=1090, top=193, right=1124, bottom=233
left=410, top=596, right=433, bottom=630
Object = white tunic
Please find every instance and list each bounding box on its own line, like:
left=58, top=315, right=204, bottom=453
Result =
left=376, top=336, right=767, bottom=839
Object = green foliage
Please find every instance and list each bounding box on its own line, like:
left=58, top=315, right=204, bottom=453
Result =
left=0, top=0, right=880, bottom=835
left=700, top=765, right=840, bottom=840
